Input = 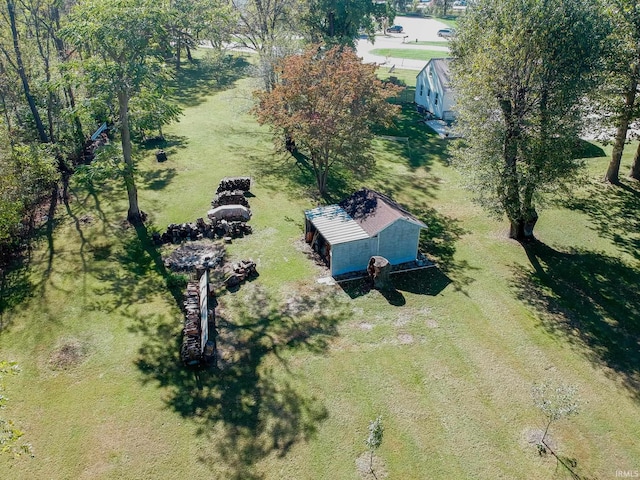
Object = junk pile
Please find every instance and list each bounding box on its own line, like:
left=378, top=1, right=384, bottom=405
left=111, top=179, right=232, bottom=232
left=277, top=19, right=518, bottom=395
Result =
left=224, top=259, right=258, bottom=288
left=154, top=176, right=254, bottom=246
left=216, top=176, right=251, bottom=193
left=212, top=190, right=250, bottom=209
left=180, top=271, right=216, bottom=366
left=163, top=241, right=225, bottom=272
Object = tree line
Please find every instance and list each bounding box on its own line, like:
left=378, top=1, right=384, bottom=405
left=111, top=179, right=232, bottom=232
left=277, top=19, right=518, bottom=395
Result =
left=1, top=0, right=640, bottom=255
left=0, top=0, right=396, bottom=258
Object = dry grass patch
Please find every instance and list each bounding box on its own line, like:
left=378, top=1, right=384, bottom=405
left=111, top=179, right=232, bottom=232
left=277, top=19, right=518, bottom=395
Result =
left=48, top=338, right=91, bottom=370
left=355, top=452, right=388, bottom=479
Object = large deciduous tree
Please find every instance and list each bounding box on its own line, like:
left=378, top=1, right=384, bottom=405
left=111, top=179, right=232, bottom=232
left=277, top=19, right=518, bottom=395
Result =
left=61, top=0, right=171, bottom=224
left=233, top=0, right=302, bottom=91
left=450, top=0, right=604, bottom=240
left=601, top=1, right=640, bottom=183
left=304, top=0, right=394, bottom=47
left=254, top=45, right=400, bottom=196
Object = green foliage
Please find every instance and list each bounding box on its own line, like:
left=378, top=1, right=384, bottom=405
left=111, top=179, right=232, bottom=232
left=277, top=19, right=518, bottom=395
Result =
left=0, top=138, right=58, bottom=249
left=254, top=45, right=400, bottom=195
left=366, top=415, right=384, bottom=472
left=366, top=415, right=384, bottom=452
left=532, top=383, right=579, bottom=424
left=304, top=0, right=394, bottom=47
left=450, top=0, right=606, bottom=238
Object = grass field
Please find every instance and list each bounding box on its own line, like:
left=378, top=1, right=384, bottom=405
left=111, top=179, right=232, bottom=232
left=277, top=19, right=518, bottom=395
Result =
left=1, top=58, right=639, bottom=480
left=370, top=48, right=450, bottom=61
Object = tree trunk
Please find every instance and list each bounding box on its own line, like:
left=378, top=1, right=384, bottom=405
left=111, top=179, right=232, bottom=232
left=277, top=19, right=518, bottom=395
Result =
left=7, top=0, right=48, bottom=143
left=118, top=90, right=142, bottom=224
left=500, top=100, right=523, bottom=239
left=175, top=33, right=181, bottom=70
left=605, top=65, right=639, bottom=184
left=51, top=5, right=84, bottom=148
left=630, top=142, right=640, bottom=180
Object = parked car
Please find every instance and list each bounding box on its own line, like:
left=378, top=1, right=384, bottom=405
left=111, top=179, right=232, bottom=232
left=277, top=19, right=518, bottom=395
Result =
left=386, top=25, right=404, bottom=33
left=437, top=28, right=456, bottom=38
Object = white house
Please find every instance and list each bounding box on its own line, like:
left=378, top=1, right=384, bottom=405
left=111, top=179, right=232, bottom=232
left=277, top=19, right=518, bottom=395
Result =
left=304, top=189, right=427, bottom=276
left=415, top=58, right=456, bottom=122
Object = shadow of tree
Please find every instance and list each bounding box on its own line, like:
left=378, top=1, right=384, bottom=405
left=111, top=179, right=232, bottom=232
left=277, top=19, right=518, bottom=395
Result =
left=513, top=240, right=640, bottom=401
left=372, top=103, right=451, bottom=169
left=90, top=224, right=185, bottom=312
left=131, top=284, right=347, bottom=478
left=139, top=167, right=178, bottom=191
left=0, top=263, right=33, bottom=331
left=173, top=54, right=251, bottom=108
left=415, top=207, right=476, bottom=290
left=562, top=178, right=640, bottom=261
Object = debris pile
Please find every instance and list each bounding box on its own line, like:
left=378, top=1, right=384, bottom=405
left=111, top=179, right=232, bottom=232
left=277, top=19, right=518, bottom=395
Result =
left=216, top=176, right=251, bottom=193
left=154, top=218, right=252, bottom=246
left=180, top=272, right=216, bottom=367
left=154, top=177, right=254, bottom=247
left=212, top=190, right=250, bottom=209
left=181, top=281, right=203, bottom=365
left=224, top=259, right=258, bottom=288
left=163, top=241, right=225, bottom=272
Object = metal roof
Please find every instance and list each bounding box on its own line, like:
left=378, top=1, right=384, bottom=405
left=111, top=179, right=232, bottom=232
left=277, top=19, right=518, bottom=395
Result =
left=305, top=205, right=370, bottom=245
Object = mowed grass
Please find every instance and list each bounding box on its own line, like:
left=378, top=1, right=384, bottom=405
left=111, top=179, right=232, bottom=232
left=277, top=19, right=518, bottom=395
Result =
left=370, top=48, right=450, bottom=61
left=1, top=55, right=639, bottom=479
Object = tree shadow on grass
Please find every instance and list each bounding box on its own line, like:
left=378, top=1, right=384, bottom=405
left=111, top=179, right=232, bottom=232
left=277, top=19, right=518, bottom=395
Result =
left=415, top=206, right=476, bottom=291
left=513, top=240, right=640, bottom=401
left=562, top=178, right=640, bottom=262
left=372, top=103, right=451, bottom=170
left=131, top=284, right=348, bottom=479
left=139, top=167, right=178, bottom=191
left=0, top=262, right=33, bottom=331
left=90, top=224, right=185, bottom=312
left=173, top=55, right=251, bottom=108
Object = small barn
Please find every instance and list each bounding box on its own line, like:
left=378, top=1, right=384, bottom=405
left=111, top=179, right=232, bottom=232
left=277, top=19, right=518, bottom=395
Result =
left=415, top=58, right=456, bottom=122
left=304, top=189, right=427, bottom=276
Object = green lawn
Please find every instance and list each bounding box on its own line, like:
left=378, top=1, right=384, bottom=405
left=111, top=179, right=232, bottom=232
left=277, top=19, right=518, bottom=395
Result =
left=370, top=48, right=450, bottom=61
left=412, top=40, right=451, bottom=47
left=1, top=54, right=639, bottom=479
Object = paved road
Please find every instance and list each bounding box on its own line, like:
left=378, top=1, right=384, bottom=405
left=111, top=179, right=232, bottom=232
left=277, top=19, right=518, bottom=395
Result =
left=357, top=16, right=451, bottom=71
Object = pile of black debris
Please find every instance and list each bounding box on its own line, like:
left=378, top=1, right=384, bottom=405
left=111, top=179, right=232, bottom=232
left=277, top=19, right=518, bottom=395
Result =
left=216, top=176, right=251, bottom=193
left=153, top=218, right=251, bottom=245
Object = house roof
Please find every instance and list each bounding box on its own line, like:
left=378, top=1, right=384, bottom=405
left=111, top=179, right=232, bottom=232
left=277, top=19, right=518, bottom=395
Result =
left=339, top=189, right=427, bottom=236
left=305, top=205, right=369, bottom=245
left=417, top=58, right=453, bottom=92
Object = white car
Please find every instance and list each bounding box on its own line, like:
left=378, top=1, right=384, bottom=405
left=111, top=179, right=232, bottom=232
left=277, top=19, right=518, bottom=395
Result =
left=437, top=28, right=456, bottom=38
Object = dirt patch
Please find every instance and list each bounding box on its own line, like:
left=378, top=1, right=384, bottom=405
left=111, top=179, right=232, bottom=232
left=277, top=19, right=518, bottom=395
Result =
left=49, top=338, right=90, bottom=370
left=359, top=322, right=374, bottom=331
left=163, top=240, right=225, bottom=272
left=397, top=333, right=414, bottom=344
left=355, top=452, right=388, bottom=479
left=521, top=427, right=558, bottom=454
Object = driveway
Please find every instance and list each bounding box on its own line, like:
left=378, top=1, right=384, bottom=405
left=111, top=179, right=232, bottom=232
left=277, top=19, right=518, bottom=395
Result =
left=357, top=16, right=451, bottom=71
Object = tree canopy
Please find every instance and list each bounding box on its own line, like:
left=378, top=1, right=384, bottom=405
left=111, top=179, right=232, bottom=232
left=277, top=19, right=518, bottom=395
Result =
left=450, top=0, right=605, bottom=239
left=61, top=0, right=173, bottom=224
left=254, top=45, right=400, bottom=196
left=304, top=0, right=394, bottom=47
